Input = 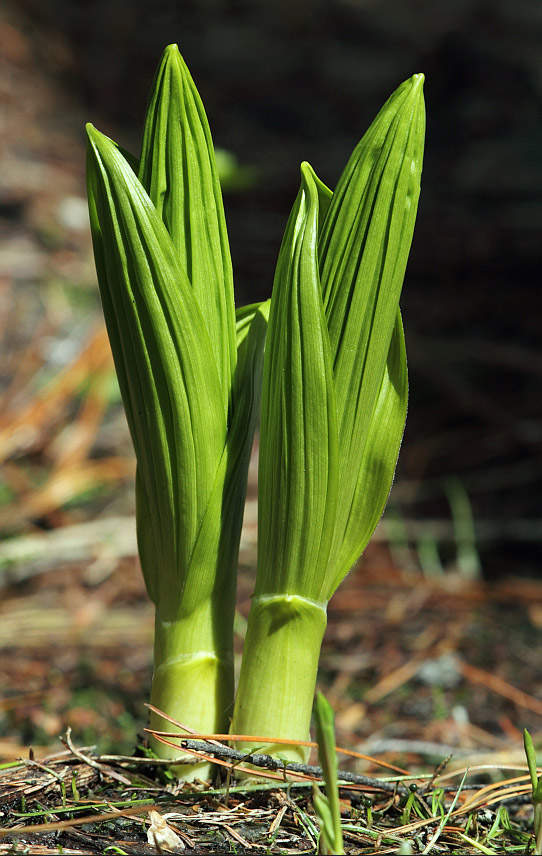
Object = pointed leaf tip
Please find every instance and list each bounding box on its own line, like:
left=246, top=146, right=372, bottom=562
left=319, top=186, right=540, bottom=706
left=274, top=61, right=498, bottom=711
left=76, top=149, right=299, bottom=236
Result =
left=85, top=123, right=102, bottom=148
left=138, top=40, right=237, bottom=409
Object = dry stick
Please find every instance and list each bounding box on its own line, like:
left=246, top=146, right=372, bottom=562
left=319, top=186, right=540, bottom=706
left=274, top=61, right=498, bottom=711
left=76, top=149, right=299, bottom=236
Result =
left=147, top=731, right=410, bottom=795
left=145, top=703, right=409, bottom=775
left=171, top=732, right=409, bottom=775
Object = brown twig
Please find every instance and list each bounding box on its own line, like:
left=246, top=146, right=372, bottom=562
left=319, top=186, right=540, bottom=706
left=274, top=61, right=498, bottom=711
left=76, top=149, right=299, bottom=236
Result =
left=147, top=731, right=411, bottom=795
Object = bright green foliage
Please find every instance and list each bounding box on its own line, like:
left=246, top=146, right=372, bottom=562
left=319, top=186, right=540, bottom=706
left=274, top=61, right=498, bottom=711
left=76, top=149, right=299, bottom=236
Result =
left=257, top=74, right=424, bottom=604
left=86, top=45, right=268, bottom=776
left=232, top=73, right=424, bottom=757
left=313, top=693, right=345, bottom=855
left=138, top=45, right=236, bottom=408
left=87, top=42, right=425, bottom=778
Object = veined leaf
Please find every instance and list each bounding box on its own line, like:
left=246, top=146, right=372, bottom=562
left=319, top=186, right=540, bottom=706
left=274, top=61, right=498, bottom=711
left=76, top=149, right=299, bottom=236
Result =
left=319, top=74, right=424, bottom=579
left=257, top=163, right=338, bottom=599
left=86, top=124, right=226, bottom=607
left=180, top=300, right=270, bottom=616
left=330, top=309, right=408, bottom=593
left=232, top=302, right=270, bottom=457
left=138, top=44, right=236, bottom=411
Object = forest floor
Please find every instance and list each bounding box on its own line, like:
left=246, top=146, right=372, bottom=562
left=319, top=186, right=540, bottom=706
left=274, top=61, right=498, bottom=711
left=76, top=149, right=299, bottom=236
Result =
left=1, top=541, right=542, bottom=853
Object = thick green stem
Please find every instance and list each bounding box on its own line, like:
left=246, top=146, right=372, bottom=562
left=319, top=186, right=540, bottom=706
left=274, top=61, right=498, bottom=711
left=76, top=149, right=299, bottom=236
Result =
left=149, top=597, right=234, bottom=780
left=231, top=594, right=327, bottom=765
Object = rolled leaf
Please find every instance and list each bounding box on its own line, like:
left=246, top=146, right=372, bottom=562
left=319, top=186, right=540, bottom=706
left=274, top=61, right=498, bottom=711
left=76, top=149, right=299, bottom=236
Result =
left=319, top=74, right=425, bottom=587
left=86, top=124, right=226, bottom=608
left=329, top=309, right=407, bottom=593
left=233, top=75, right=424, bottom=759
left=139, top=44, right=236, bottom=411
left=256, top=163, right=339, bottom=599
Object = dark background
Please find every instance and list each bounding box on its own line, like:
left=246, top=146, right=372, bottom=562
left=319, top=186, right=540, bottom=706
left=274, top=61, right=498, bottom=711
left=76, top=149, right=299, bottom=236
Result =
left=2, top=0, right=541, bottom=577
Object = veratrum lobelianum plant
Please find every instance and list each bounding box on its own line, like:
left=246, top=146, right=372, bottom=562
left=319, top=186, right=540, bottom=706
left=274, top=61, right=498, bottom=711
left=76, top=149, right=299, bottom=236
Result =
left=86, top=44, right=269, bottom=779
left=231, top=72, right=425, bottom=763
left=86, top=43, right=425, bottom=778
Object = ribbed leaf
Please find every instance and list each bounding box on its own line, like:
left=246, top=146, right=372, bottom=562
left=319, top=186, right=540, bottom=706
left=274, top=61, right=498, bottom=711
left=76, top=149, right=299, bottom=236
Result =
left=235, top=301, right=266, bottom=350
left=231, top=301, right=270, bottom=471
left=138, top=44, right=236, bottom=410
left=257, top=163, right=338, bottom=599
left=330, top=309, right=408, bottom=593
left=179, top=299, right=270, bottom=617
left=86, top=124, right=226, bottom=607
left=318, top=74, right=425, bottom=584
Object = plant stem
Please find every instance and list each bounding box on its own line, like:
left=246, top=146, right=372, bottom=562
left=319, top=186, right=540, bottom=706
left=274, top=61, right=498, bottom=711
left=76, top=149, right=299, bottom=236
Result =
left=149, top=593, right=235, bottom=780
left=231, top=594, right=327, bottom=764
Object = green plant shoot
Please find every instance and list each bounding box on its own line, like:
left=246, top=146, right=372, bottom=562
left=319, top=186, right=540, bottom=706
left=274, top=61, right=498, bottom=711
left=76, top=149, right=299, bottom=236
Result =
left=86, top=44, right=269, bottom=779
left=524, top=729, right=542, bottom=855
left=313, top=693, right=345, bottom=855
left=87, top=43, right=424, bottom=779
left=231, top=73, right=425, bottom=761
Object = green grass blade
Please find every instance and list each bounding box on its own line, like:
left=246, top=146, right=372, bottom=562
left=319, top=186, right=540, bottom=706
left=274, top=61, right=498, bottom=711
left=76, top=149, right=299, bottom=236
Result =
left=524, top=729, right=539, bottom=792
left=318, top=74, right=425, bottom=592
left=138, top=44, right=236, bottom=410
left=313, top=692, right=345, bottom=855
left=86, top=123, right=226, bottom=606
left=257, top=162, right=338, bottom=599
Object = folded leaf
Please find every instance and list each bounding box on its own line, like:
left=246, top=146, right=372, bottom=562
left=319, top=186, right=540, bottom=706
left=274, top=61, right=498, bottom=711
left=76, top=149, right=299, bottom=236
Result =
left=86, top=124, right=226, bottom=607
left=330, top=309, right=408, bottom=593
left=180, top=299, right=271, bottom=616
left=139, top=44, right=236, bottom=411
left=257, top=163, right=338, bottom=599
left=319, top=73, right=424, bottom=581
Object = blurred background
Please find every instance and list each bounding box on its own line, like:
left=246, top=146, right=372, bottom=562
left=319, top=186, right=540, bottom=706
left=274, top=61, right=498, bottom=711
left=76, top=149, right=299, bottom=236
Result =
left=1, top=0, right=541, bottom=764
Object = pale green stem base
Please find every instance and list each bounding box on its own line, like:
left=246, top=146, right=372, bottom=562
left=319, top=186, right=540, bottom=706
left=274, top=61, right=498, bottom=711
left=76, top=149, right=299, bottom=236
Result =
left=149, top=600, right=234, bottom=781
left=231, top=594, right=328, bottom=766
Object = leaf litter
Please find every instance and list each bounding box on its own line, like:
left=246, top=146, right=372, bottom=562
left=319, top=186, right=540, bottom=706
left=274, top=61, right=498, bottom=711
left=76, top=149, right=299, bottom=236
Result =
left=0, top=727, right=539, bottom=854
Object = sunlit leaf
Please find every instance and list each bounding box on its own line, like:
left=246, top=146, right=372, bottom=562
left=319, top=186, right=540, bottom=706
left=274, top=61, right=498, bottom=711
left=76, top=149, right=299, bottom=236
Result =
left=139, top=44, right=236, bottom=409
left=87, top=124, right=226, bottom=606
left=257, top=163, right=338, bottom=598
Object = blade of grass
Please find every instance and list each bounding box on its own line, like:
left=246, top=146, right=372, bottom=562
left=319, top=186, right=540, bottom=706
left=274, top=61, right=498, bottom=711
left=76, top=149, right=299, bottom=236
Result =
left=313, top=693, right=345, bottom=855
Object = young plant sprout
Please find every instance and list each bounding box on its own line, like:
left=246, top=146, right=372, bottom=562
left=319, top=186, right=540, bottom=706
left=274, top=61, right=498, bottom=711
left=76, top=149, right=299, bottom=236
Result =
left=86, top=43, right=425, bottom=779
left=86, top=45, right=269, bottom=778
left=231, top=73, right=425, bottom=761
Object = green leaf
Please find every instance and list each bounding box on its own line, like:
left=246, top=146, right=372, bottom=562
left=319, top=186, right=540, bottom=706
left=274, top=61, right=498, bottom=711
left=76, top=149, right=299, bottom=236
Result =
left=319, top=73, right=424, bottom=588
left=138, top=44, right=236, bottom=410
left=256, top=163, right=339, bottom=599
left=313, top=692, right=344, bottom=855
left=314, top=692, right=339, bottom=793
left=86, top=124, right=226, bottom=606
left=330, top=309, right=408, bottom=592
left=231, top=301, right=270, bottom=468
left=525, top=730, right=542, bottom=795
left=235, top=301, right=267, bottom=350
left=313, top=788, right=335, bottom=855
left=155, top=299, right=270, bottom=617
